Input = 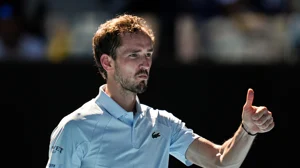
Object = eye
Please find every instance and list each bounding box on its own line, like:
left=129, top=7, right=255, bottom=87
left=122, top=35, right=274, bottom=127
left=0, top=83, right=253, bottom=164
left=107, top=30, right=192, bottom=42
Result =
left=146, top=53, right=152, bottom=58
left=129, top=53, right=138, bottom=57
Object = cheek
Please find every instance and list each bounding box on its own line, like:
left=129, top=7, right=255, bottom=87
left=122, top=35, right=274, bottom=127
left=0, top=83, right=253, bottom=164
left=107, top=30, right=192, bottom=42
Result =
left=149, top=59, right=153, bottom=67
left=119, top=64, right=137, bottom=77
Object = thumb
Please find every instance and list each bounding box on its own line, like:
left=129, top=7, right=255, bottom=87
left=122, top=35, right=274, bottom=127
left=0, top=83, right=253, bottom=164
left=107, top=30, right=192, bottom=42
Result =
left=244, top=88, right=254, bottom=108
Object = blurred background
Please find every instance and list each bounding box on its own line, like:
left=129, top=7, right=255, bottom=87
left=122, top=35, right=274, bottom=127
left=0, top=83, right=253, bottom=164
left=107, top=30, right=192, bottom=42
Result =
left=1, top=0, right=295, bottom=167
left=0, top=0, right=299, bottom=64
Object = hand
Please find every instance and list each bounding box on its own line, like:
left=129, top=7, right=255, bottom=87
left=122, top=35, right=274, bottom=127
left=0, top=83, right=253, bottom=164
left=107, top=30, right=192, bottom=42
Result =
left=242, top=88, right=275, bottom=135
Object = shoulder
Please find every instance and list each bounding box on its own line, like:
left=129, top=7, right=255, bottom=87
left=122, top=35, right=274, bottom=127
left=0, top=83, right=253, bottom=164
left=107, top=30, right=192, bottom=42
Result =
left=50, top=99, right=111, bottom=141
left=59, top=99, right=106, bottom=126
left=140, top=104, right=180, bottom=126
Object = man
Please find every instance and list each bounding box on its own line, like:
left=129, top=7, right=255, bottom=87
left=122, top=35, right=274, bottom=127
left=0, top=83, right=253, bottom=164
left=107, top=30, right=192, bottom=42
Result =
left=46, top=14, right=274, bottom=168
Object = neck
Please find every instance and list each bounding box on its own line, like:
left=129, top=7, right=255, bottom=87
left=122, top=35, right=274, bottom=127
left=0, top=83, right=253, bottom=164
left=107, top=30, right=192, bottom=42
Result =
left=104, top=82, right=136, bottom=112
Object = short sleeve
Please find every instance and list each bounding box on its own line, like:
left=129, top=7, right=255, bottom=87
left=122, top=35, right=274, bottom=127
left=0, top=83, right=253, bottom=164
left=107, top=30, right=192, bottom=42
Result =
left=46, top=121, right=89, bottom=168
left=168, top=113, right=200, bottom=166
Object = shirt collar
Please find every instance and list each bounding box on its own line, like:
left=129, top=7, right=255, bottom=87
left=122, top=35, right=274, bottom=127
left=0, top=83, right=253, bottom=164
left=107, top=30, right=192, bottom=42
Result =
left=95, top=84, right=142, bottom=119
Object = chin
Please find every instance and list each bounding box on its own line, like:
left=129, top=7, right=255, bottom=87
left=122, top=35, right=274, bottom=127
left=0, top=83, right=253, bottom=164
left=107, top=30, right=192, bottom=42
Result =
left=135, top=82, right=148, bottom=94
left=136, top=88, right=147, bottom=94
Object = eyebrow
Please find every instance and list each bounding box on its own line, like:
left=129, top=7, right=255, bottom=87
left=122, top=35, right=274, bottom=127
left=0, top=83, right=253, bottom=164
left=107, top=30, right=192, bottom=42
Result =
left=147, top=48, right=154, bottom=52
left=124, top=48, right=154, bottom=54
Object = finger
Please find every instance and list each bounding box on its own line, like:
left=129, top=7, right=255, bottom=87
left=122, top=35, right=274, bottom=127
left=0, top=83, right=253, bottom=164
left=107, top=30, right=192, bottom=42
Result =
left=253, top=111, right=272, bottom=125
left=252, top=106, right=269, bottom=120
left=244, top=88, right=254, bottom=108
left=262, top=121, right=275, bottom=132
left=260, top=117, right=273, bottom=129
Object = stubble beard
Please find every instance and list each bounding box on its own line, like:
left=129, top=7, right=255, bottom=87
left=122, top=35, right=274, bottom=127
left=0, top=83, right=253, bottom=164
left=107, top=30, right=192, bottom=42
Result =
left=114, top=66, right=148, bottom=94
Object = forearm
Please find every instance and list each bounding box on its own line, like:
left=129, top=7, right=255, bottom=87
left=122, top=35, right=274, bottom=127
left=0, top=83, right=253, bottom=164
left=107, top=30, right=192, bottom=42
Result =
left=218, top=123, right=256, bottom=167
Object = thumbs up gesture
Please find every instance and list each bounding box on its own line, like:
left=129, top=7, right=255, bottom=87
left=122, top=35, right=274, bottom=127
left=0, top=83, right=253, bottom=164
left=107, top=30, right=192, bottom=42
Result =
left=242, top=88, right=275, bottom=135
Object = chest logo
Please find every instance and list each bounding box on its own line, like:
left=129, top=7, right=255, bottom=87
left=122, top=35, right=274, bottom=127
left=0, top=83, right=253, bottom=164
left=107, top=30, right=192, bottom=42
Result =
left=152, top=131, right=160, bottom=139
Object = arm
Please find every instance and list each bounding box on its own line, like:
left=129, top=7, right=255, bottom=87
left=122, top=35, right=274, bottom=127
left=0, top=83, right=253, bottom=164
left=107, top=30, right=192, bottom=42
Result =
left=186, top=88, right=274, bottom=168
left=186, top=124, right=256, bottom=168
left=46, top=121, right=88, bottom=168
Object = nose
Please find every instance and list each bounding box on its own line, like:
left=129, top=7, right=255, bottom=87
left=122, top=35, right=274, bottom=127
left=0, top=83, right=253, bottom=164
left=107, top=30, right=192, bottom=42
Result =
left=140, top=55, right=151, bottom=70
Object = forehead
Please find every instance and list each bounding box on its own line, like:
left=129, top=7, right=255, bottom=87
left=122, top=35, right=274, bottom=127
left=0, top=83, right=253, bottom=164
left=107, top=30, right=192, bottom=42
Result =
left=118, top=32, right=153, bottom=52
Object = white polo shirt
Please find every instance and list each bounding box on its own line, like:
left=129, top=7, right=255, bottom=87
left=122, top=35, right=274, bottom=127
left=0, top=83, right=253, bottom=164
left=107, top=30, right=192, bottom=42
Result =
left=46, top=84, right=200, bottom=168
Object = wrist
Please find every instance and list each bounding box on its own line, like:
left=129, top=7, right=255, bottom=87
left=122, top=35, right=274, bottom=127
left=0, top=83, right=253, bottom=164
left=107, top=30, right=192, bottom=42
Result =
left=241, top=122, right=257, bottom=136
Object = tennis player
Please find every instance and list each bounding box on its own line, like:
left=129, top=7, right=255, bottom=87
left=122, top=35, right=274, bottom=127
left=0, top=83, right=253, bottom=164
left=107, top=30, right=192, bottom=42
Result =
left=46, top=14, right=274, bottom=168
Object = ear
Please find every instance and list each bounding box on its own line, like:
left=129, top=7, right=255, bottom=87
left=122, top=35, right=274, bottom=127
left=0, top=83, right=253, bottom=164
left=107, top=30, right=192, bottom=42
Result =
left=100, top=54, right=114, bottom=72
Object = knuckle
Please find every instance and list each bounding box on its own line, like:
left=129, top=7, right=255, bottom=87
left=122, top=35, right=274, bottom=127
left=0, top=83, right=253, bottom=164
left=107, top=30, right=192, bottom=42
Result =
left=262, top=118, right=274, bottom=129
left=263, top=122, right=270, bottom=128
left=261, top=106, right=268, bottom=111
left=266, top=114, right=272, bottom=120
left=255, top=120, right=264, bottom=125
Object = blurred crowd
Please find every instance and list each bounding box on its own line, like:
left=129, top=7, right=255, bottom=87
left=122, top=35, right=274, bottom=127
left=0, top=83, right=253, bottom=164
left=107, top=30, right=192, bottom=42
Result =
left=0, top=0, right=298, bottom=65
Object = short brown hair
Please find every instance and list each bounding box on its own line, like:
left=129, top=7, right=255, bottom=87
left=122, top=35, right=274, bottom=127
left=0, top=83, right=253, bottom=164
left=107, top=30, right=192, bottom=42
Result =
left=92, top=14, right=155, bottom=80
